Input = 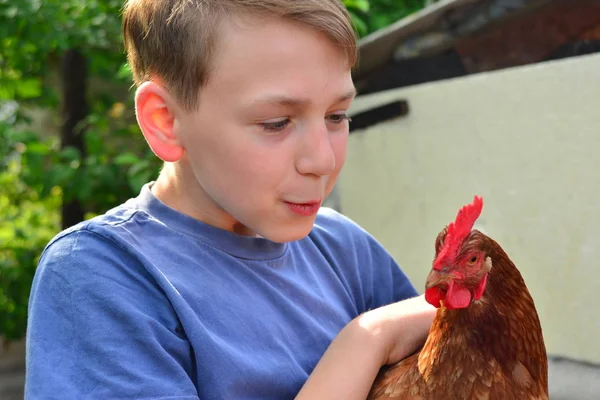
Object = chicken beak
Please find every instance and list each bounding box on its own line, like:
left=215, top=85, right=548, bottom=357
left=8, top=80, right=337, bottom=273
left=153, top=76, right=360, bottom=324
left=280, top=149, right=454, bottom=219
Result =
left=425, top=269, right=451, bottom=290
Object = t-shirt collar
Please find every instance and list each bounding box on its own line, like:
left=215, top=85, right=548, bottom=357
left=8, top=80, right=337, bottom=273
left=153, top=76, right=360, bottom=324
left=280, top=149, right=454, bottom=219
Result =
left=130, top=182, right=288, bottom=261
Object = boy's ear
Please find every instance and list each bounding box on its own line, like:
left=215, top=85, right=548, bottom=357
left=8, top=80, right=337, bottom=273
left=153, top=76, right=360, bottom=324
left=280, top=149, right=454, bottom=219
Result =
left=134, top=81, right=183, bottom=162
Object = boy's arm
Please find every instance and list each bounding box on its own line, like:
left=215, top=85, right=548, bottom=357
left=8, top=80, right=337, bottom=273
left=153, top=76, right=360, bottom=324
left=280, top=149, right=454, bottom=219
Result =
left=296, top=295, right=435, bottom=400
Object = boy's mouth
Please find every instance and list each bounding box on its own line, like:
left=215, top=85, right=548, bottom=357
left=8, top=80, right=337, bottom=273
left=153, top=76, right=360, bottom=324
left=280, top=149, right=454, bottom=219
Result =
left=284, top=201, right=321, bottom=216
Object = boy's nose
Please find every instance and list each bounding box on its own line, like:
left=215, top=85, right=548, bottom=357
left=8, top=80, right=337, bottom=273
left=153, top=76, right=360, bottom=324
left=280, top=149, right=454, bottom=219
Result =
left=295, top=123, right=336, bottom=177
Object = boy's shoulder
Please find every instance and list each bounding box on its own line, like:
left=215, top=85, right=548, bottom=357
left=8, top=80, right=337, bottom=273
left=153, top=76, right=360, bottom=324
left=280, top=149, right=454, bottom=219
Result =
left=37, top=195, right=162, bottom=278
left=311, top=207, right=419, bottom=304
left=311, top=206, right=385, bottom=252
left=314, top=206, right=352, bottom=225
left=313, top=206, right=371, bottom=239
left=44, top=198, right=141, bottom=251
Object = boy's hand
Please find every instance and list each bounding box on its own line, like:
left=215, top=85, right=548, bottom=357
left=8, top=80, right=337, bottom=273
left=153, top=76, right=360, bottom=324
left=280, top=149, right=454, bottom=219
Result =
left=296, top=295, right=435, bottom=400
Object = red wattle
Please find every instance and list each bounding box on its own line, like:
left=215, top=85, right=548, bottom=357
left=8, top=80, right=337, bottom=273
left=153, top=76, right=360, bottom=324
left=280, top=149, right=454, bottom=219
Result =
left=444, top=280, right=471, bottom=309
left=425, top=287, right=443, bottom=308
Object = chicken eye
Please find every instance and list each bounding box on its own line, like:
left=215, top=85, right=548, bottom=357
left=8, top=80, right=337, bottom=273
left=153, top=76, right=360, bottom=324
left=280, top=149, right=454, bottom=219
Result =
left=469, top=256, right=478, bottom=264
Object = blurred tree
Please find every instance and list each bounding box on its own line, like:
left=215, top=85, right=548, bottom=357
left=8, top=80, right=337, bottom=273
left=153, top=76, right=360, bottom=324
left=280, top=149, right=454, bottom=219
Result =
left=344, top=0, right=435, bottom=37
left=0, top=0, right=433, bottom=341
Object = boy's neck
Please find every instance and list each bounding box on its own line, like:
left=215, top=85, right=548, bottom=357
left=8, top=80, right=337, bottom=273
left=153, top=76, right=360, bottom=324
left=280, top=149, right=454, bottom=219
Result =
left=151, top=162, right=258, bottom=237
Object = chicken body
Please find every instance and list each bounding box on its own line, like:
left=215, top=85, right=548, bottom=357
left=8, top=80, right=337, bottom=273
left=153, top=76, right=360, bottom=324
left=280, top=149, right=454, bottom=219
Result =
left=368, top=206, right=548, bottom=400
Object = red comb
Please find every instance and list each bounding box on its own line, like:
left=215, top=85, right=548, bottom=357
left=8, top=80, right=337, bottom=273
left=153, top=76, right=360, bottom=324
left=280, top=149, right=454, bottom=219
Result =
left=433, top=195, right=484, bottom=270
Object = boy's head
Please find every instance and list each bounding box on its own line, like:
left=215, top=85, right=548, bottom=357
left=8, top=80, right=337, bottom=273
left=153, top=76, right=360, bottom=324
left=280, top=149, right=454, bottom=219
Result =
left=123, top=0, right=357, bottom=111
left=122, top=0, right=358, bottom=242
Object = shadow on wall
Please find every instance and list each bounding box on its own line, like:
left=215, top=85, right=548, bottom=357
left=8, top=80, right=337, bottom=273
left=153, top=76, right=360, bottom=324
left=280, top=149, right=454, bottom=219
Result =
left=549, top=356, right=600, bottom=399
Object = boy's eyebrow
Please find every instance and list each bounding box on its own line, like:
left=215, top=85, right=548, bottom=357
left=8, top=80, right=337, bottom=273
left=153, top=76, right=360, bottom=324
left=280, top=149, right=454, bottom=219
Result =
left=251, top=88, right=357, bottom=107
left=338, top=88, right=358, bottom=102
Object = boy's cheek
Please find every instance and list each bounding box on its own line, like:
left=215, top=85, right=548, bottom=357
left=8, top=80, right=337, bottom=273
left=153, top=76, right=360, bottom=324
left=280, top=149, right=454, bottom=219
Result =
left=325, top=152, right=347, bottom=196
left=332, top=135, right=348, bottom=167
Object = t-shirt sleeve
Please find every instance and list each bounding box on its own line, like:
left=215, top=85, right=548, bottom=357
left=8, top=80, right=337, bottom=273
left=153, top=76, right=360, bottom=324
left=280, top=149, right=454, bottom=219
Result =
left=25, top=229, right=200, bottom=400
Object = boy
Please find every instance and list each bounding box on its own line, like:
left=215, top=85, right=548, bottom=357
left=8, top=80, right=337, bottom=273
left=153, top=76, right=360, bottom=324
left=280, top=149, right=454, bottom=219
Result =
left=25, top=0, right=436, bottom=398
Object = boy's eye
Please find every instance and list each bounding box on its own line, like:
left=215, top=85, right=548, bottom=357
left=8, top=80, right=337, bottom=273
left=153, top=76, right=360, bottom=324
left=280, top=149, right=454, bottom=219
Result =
left=258, top=113, right=350, bottom=133
left=327, top=113, right=351, bottom=124
left=259, top=118, right=291, bottom=133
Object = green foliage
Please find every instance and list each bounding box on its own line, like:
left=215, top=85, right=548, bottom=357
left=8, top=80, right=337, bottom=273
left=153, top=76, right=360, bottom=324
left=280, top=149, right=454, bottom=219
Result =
left=0, top=121, right=58, bottom=339
left=344, top=0, right=433, bottom=37
left=0, top=0, right=161, bottom=340
left=0, top=0, right=433, bottom=341
left=0, top=158, right=60, bottom=340
left=0, top=0, right=125, bottom=106
left=0, top=110, right=161, bottom=340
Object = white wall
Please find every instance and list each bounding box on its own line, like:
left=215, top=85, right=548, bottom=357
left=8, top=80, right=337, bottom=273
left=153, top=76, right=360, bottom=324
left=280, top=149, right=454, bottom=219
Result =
left=339, top=53, right=600, bottom=364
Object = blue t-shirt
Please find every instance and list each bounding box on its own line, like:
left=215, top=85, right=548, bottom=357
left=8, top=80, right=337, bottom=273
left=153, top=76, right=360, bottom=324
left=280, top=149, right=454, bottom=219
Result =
left=25, top=183, right=418, bottom=399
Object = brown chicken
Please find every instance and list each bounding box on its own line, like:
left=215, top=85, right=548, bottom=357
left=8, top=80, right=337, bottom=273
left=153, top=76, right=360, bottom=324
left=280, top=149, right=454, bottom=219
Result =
left=368, top=196, right=548, bottom=400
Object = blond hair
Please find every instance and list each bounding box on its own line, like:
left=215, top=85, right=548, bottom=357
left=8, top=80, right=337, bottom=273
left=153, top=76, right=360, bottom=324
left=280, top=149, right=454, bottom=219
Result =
left=122, top=0, right=358, bottom=111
